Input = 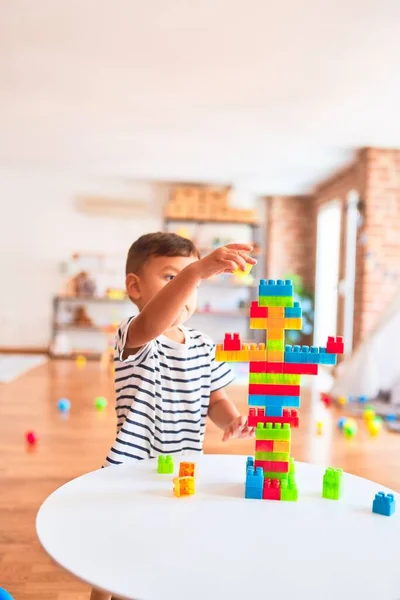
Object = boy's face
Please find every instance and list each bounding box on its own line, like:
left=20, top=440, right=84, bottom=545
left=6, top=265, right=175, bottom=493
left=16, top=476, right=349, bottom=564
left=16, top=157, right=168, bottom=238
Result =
left=126, top=254, right=199, bottom=326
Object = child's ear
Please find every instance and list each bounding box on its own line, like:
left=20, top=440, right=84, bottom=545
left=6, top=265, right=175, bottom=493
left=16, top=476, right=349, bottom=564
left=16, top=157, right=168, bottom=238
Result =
left=126, top=273, right=141, bottom=301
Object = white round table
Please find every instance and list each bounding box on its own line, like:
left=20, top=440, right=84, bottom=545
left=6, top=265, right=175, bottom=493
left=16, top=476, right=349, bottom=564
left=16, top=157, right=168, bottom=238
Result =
left=36, top=455, right=400, bottom=600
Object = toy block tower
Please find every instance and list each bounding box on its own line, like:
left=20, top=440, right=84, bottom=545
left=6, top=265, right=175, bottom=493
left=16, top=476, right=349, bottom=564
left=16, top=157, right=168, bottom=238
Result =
left=215, top=278, right=344, bottom=501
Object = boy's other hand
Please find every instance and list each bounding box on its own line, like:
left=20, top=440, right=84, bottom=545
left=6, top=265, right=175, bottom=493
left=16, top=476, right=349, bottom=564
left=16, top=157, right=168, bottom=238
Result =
left=222, top=416, right=256, bottom=441
left=195, top=244, right=257, bottom=280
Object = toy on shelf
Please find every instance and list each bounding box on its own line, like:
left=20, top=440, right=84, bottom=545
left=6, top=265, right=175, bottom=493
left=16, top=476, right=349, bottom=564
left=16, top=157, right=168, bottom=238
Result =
left=337, top=396, right=347, bottom=406
left=215, top=277, right=344, bottom=501
left=157, top=455, right=174, bottom=474
left=322, top=467, right=343, bottom=500
left=75, top=354, right=87, bottom=368
left=372, top=492, right=396, bottom=516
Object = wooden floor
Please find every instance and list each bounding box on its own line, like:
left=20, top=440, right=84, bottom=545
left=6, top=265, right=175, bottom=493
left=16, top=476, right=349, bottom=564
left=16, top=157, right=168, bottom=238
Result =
left=1, top=360, right=400, bottom=599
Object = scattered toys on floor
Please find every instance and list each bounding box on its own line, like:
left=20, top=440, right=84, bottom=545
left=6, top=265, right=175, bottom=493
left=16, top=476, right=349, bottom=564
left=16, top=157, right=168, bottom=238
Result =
left=94, top=396, right=108, bottom=411
left=57, top=398, right=71, bottom=413
left=372, top=492, right=396, bottom=517
left=316, top=420, right=324, bottom=435
left=75, top=354, right=87, bottom=368
left=25, top=431, right=37, bottom=445
left=343, top=418, right=358, bottom=439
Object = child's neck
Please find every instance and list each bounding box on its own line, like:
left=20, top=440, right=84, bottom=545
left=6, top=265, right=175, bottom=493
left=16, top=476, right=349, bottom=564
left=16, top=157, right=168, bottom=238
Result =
left=163, top=325, right=185, bottom=344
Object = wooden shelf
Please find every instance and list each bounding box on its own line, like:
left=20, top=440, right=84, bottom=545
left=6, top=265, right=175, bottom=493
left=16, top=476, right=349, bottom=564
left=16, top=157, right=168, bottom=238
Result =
left=50, top=352, right=102, bottom=360
left=54, top=324, right=110, bottom=332
left=165, top=217, right=260, bottom=227
left=55, top=295, right=129, bottom=304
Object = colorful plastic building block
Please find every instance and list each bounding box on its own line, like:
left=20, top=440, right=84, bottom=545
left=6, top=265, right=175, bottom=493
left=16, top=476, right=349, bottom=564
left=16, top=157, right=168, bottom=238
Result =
left=249, top=383, right=300, bottom=397
left=256, top=422, right=291, bottom=441
left=173, top=476, right=195, bottom=497
left=259, top=279, right=293, bottom=297
left=284, top=302, right=302, bottom=318
left=326, top=336, right=344, bottom=354
left=280, top=474, right=298, bottom=501
left=372, top=492, right=396, bottom=516
left=157, top=455, right=174, bottom=474
left=248, top=408, right=299, bottom=428
left=179, top=461, right=196, bottom=477
left=245, top=465, right=264, bottom=499
left=223, top=333, right=241, bottom=351
left=263, top=478, right=281, bottom=500
left=322, top=467, right=343, bottom=500
left=250, top=302, right=268, bottom=318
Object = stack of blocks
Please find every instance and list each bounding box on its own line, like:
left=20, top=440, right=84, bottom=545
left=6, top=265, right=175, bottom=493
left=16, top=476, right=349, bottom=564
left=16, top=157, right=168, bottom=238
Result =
left=215, top=278, right=344, bottom=501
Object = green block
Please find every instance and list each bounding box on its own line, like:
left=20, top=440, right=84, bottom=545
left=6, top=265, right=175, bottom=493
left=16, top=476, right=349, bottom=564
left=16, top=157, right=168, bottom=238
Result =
left=280, top=474, right=298, bottom=501
left=157, top=455, right=174, bottom=474
left=322, top=467, right=343, bottom=500
left=249, top=373, right=300, bottom=385
left=259, top=296, right=294, bottom=307
left=262, top=471, right=289, bottom=481
left=255, top=451, right=290, bottom=462
left=256, top=422, right=291, bottom=441
left=289, top=457, right=295, bottom=474
left=267, top=339, right=285, bottom=351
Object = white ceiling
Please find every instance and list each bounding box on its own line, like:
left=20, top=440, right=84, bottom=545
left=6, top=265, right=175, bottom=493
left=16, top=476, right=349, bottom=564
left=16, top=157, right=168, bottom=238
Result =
left=1, top=0, right=400, bottom=194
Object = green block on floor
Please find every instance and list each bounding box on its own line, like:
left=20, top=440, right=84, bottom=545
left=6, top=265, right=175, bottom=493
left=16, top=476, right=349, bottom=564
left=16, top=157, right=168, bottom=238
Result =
left=249, top=373, right=300, bottom=385
left=280, top=474, right=298, bottom=501
left=267, top=339, right=285, bottom=351
left=255, top=451, right=290, bottom=462
left=157, top=455, right=174, bottom=474
left=256, top=422, right=291, bottom=441
left=322, top=467, right=343, bottom=500
left=259, top=296, right=294, bottom=307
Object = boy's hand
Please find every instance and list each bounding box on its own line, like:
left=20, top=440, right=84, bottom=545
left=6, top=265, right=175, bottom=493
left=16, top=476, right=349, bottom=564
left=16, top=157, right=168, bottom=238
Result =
left=222, top=416, right=256, bottom=441
left=195, top=244, right=257, bottom=279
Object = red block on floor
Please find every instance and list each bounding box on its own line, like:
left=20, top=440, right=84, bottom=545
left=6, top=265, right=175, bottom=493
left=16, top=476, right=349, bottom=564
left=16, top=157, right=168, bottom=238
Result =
left=282, top=363, right=318, bottom=375
left=255, top=460, right=289, bottom=473
left=255, top=439, right=274, bottom=452
left=248, top=408, right=299, bottom=428
left=223, top=333, right=241, bottom=351
left=248, top=383, right=300, bottom=396
left=249, top=362, right=284, bottom=374
left=263, top=478, right=281, bottom=500
left=250, top=301, right=268, bottom=318
left=326, top=336, right=344, bottom=354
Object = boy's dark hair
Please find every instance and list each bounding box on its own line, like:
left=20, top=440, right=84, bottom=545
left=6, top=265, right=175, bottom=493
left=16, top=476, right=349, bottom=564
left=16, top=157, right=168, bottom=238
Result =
left=126, top=232, right=200, bottom=275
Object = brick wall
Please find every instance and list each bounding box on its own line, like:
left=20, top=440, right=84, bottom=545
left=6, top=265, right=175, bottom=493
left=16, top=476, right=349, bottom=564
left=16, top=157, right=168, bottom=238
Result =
left=266, top=148, right=400, bottom=350
left=266, top=196, right=316, bottom=293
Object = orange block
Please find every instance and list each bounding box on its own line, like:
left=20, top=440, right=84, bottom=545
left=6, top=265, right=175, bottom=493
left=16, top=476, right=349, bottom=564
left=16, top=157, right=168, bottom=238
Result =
left=266, top=318, right=285, bottom=329
left=267, top=350, right=284, bottom=362
left=173, top=476, right=195, bottom=497
left=268, top=307, right=285, bottom=318
left=273, top=440, right=291, bottom=453
left=267, top=328, right=284, bottom=341
left=179, top=461, right=197, bottom=477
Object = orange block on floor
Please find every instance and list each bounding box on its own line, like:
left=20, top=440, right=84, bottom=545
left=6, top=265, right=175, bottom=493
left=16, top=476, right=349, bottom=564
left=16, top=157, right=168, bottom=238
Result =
left=173, top=476, right=195, bottom=497
left=179, top=461, right=197, bottom=477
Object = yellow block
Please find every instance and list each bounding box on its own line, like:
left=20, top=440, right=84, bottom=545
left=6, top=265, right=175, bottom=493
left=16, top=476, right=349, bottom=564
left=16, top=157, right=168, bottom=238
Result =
left=273, top=440, right=290, bottom=453
left=248, top=343, right=267, bottom=361
left=267, top=350, right=284, bottom=362
left=284, top=318, right=302, bottom=330
left=267, top=328, right=285, bottom=341
left=268, top=307, right=285, bottom=318
left=173, top=476, right=195, bottom=497
left=250, top=318, right=268, bottom=329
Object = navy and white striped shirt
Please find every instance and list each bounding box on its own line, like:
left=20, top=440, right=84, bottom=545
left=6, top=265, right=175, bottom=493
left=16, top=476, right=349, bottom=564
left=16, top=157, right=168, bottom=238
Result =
left=105, top=317, right=234, bottom=465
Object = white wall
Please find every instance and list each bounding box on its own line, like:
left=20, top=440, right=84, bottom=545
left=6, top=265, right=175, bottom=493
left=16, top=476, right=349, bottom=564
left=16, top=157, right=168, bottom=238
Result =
left=0, top=168, right=163, bottom=348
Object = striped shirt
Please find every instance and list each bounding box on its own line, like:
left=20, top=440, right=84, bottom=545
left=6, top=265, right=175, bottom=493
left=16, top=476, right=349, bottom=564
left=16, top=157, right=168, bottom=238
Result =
left=105, top=317, right=234, bottom=465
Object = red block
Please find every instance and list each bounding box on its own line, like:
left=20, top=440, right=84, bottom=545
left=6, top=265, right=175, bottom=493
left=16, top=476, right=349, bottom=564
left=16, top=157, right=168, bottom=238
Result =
left=321, top=393, right=332, bottom=408
left=255, top=439, right=274, bottom=452
left=255, top=460, right=289, bottom=473
left=248, top=408, right=299, bottom=428
left=250, top=361, right=284, bottom=373
left=249, top=383, right=300, bottom=396
left=263, top=478, right=281, bottom=500
left=250, top=301, right=268, bottom=318
left=223, top=333, right=241, bottom=351
left=326, top=336, right=344, bottom=354
left=282, top=363, right=318, bottom=375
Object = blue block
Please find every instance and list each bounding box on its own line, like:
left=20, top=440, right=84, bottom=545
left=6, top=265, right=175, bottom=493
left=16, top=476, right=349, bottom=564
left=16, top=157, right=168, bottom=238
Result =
left=246, top=456, right=255, bottom=470
left=265, top=406, right=284, bottom=417
left=284, top=302, right=302, bottom=318
left=248, top=394, right=301, bottom=408
left=319, top=351, right=337, bottom=366
left=245, top=486, right=263, bottom=499
left=246, top=466, right=264, bottom=496
left=358, top=395, right=368, bottom=404
left=259, top=279, right=293, bottom=297
left=372, top=492, right=396, bottom=517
